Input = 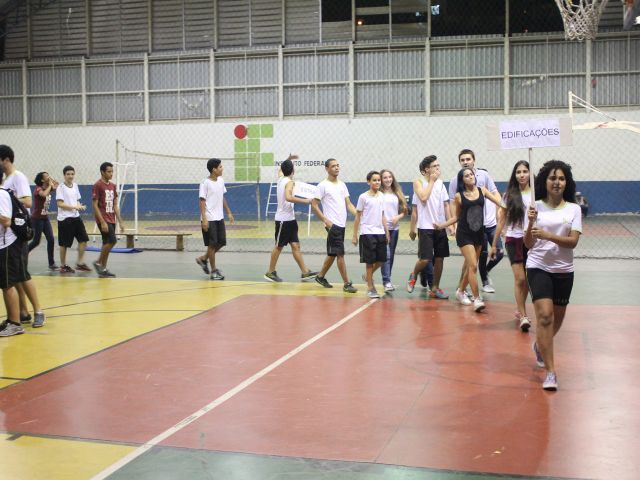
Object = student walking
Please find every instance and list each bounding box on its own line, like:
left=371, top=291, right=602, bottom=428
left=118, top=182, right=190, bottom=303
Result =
left=352, top=171, right=389, bottom=298
left=311, top=158, right=358, bottom=293
left=525, top=160, right=582, bottom=391
left=379, top=169, right=407, bottom=292
left=28, top=172, right=59, bottom=271
left=195, top=158, right=235, bottom=280
left=264, top=156, right=318, bottom=282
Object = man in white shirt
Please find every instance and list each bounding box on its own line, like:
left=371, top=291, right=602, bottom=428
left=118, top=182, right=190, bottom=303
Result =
left=264, top=156, right=318, bottom=283
left=56, top=165, right=90, bottom=273
left=311, top=158, right=358, bottom=293
left=195, top=158, right=235, bottom=280
left=0, top=161, right=24, bottom=336
left=0, top=145, right=45, bottom=329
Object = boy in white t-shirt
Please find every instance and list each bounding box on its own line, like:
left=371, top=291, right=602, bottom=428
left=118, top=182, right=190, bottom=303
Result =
left=352, top=171, right=389, bottom=298
left=195, top=158, right=234, bottom=280
left=264, top=156, right=318, bottom=283
left=311, top=158, right=358, bottom=293
left=56, top=165, right=90, bottom=274
left=408, top=155, right=452, bottom=299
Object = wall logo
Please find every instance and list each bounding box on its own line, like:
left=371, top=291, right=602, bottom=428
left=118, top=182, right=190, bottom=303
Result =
left=233, top=123, right=274, bottom=181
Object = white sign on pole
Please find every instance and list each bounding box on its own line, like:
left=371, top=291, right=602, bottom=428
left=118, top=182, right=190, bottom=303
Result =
left=486, top=117, right=573, bottom=151
left=293, top=181, right=318, bottom=199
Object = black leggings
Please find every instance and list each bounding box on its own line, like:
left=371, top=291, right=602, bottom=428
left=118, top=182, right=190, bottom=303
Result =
left=28, top=218, right=55, bottom=266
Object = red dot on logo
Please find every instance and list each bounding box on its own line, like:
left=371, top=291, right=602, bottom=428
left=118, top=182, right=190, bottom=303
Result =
left=234, top=125, right=247, bottom=139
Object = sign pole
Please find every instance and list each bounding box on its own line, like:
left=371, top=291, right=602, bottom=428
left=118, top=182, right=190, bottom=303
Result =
left=528, top=147, right=535, bottom=205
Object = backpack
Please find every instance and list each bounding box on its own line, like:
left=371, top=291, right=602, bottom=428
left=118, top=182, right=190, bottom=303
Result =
left=2, top=188, right=34, bottom=242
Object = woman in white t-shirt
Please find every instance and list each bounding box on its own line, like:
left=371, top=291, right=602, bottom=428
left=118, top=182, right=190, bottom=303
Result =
left=524, top=160, right=582, bottom=391
left=492, top=160, right=533, bottom=332
left=379, top=169, right=407, bottom=292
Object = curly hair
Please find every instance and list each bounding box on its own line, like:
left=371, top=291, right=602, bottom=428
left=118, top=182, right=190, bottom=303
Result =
left=34, top=171, right=48, bottom=187
left=504, top=161, right=529, bottom=228
left=534, top=160, right=576, bottom=203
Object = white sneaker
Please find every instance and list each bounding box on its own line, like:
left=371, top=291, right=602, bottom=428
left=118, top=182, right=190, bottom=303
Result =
left=519, top=316, right=531, bottom=332
left=481, top=283, right=495, bottom=293
left=367, top=289, right=381, bottom=299
left=383, top=282, right=395, bottom=292
left=473, top=297, right=486, bottom=312
left=456, top=289, right=472, bottom=306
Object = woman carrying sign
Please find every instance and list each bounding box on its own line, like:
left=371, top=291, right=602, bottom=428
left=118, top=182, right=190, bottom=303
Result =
left=525, top=160, right=581, bottom=391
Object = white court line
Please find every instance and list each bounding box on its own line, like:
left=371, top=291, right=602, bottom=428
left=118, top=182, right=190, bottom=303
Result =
left=91, top=299, right=378, bottom=479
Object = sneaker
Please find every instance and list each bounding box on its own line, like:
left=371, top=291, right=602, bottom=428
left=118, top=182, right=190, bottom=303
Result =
left=92, top=261, right=103, bottom=275
left=456, top=288, right=472, bottom=306
left=429, top=288, right=449, bottom=299
left=473, top=297, right=486, bottom=312
left=20, top=313, right=32, bottom=324
left=196, top=257, right=210, bottom=275
left=383, top=282, right=395, bottom=292
left=532, top=342, right=545, bottom=368
left=301, top=271, right=318, bottom=281
left=48, top=264, right=59, bottom=271
left=76, top=263, right=92, bottom=272
left=210, top=270, right=224, bottom=281
left=343, top=282, right=357, bottom=293
left=367, top=289, right=381, bottom=299
left=465, top=289, right=475, bottom=302
left=315, top=276, right=332, bottom=288
left=264, top=271, right=283, bottom=282
left=0, top=322, right=25, bottom=337
left=32, top=312, right=45, bottom=328
left=519, top=316, right=531, bottom=332
left=59, top=265, right=75, bottom=274
left=99, top=269, right=116, bottom=278
left=481, top=282, right=495, bottom=293
left=543, top=371, right=558, bottom=391
left=407, top=273, right=416, bottom=293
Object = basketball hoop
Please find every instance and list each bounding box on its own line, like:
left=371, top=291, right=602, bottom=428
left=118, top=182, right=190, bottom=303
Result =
left=554, top=0, right=609, bottom=41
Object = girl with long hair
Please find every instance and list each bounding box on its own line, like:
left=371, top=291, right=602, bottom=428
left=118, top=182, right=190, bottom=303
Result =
left=438, top=167, right=503, bottom=312
left=28, top=172, right=58, bottom=270
left=492, top=160, right=532, bottom=332
left=525, top=160, right=581, bottom=391
left=379, top=169, right=407, bottom=291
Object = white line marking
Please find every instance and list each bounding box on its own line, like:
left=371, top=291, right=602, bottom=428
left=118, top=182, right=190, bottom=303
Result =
left=91, top=299, right=377, bottom=479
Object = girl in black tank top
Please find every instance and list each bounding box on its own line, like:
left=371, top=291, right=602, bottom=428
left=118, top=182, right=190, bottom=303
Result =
left=437, top=167, right=504, bottom=312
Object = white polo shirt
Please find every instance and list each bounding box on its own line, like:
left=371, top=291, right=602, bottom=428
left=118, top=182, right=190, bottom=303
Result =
left=3, top=170, right=31, bottom=200
left=0, top=189, right=17, bottom=248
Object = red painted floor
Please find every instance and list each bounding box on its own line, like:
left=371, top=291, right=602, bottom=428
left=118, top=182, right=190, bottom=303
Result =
left=1, top=296, right=639, bottom=479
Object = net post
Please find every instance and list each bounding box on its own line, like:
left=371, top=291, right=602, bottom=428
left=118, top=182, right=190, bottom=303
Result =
left=568, top=91, right=574, bottom=121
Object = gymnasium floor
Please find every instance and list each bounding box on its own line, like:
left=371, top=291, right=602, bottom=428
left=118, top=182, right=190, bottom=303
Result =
left=1, top=249, right=639, bottom=480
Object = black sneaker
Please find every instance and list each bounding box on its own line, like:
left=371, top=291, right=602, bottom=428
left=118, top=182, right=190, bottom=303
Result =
left=20, top=313, right=32, bottom=324
left=60, top=265, right=75, bottom=274
left=301, top=271, right=319, bottom=281
left=315, top=276, right=333, bottom=288
left=210, top=270, right=225, bottom=280
left=99, top=269, right=116, bottom=278
left=196, top=257, right=210, bottom=275
left=264, top=271, right=283, bottom=282
left=48, top=264, right=59, bottom=271
left=343, top=282, right=357, bottom=293
left=92, top=261, right=103, bottom=275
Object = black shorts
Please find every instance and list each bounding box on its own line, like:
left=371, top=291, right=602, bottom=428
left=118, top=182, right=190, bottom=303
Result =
left=98, top=222, right=118, bottom=245
left=456, top=226, right=484, bottom=248
left=275, top=220, right=299, bottom=247
left=418, top=229, right=450, bottom=260
left=0, top=241, right=31, bottom=289
left=326, top=225, right=345, bottom=257
left=505, top=237, right=527, bottom=265
left=359, top=234, right=387, bottom=264
left=527, top=268, right=574, bottom=306
left=202, top=220, right=226, bottom=248
left=58, top=217, right=89, bottom=248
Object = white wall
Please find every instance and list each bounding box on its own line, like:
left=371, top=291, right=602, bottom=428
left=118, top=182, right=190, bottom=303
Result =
left=2, top=110, right=639, bottom=185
